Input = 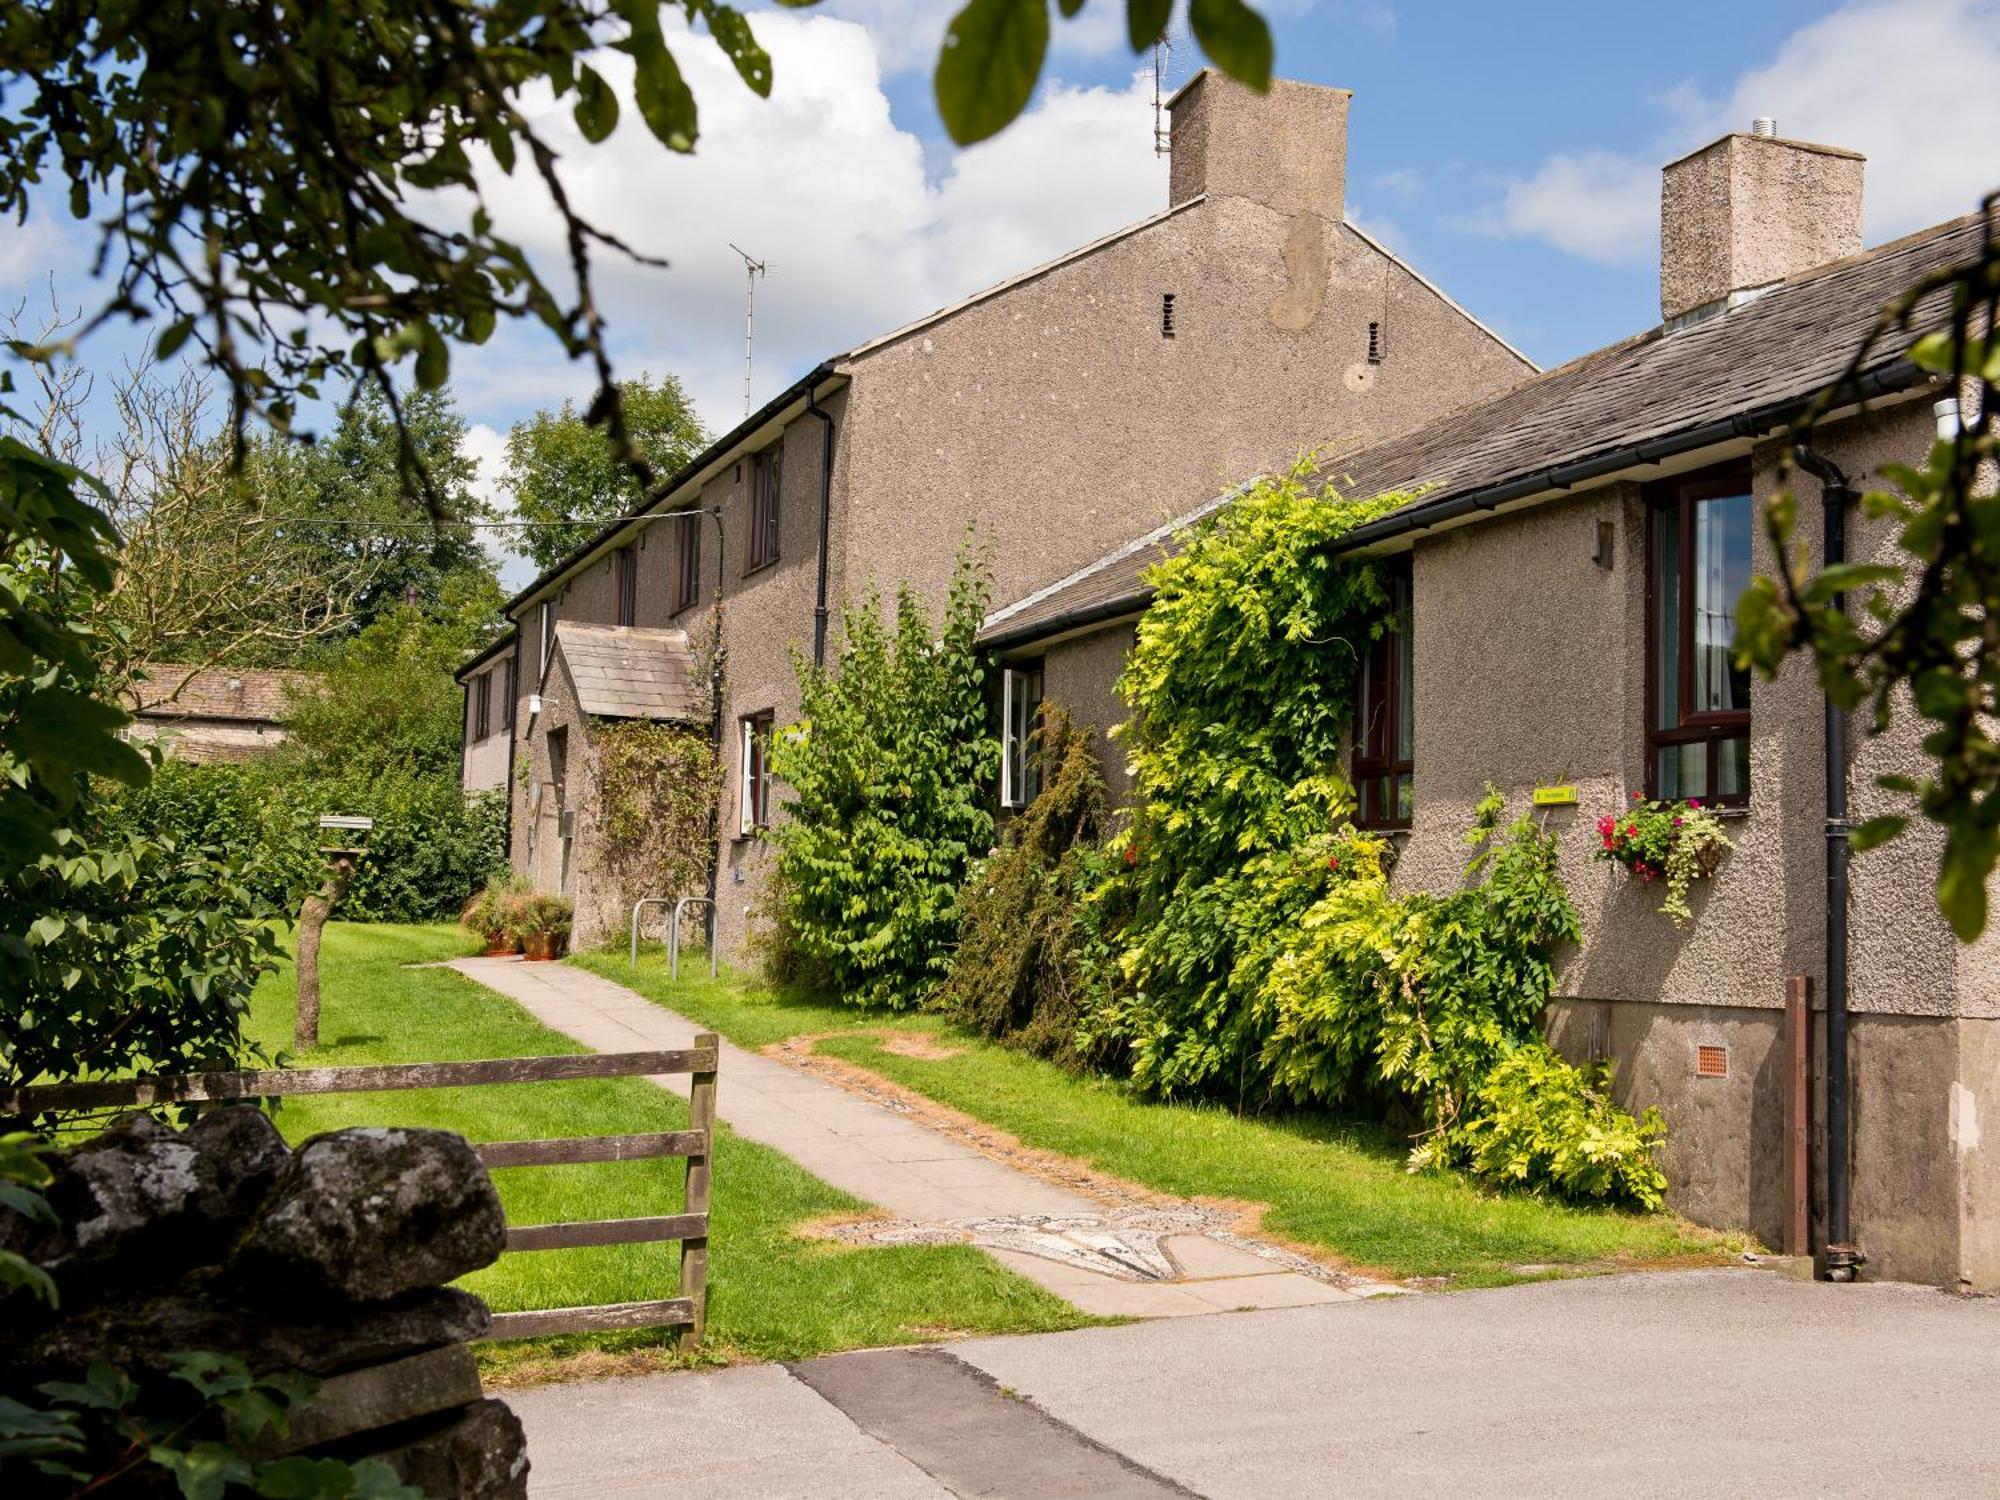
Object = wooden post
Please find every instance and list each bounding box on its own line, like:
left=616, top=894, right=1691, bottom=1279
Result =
left=679, top=1032, right=718, bottom=1353
left=1784, top=977, right=1812, bottom=1256
left=295, top=852, right=357, bottom=1052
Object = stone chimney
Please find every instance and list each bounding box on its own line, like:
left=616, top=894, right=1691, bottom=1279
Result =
left=1167, top=70, right=1350, bottom=222
left=1659, top=122, right=1865, bottom=323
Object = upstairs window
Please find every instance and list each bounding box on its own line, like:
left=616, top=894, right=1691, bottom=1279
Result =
left=673, top=510, right=702, bottom=613
left=1000, top=662, right=1044, bottom=810
left=739, top=711, right=774, bottom=833
left=747, top=446, right=782, bottom=572
left=615, top=544, right=638, bottom=626
left=1353, top=560, right=1413, bottom=829
left=503, top=656, right=517, bottom=733
left=1648, top=468, right=1752, bottom=805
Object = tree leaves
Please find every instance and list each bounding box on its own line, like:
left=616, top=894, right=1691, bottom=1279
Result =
left=936, top=0, right=1051, bottom=146
left=1188, top=0, right=1274, bottom=91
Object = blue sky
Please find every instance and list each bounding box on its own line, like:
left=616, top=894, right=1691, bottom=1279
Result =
left=5, top=0, right=1997, bottom=589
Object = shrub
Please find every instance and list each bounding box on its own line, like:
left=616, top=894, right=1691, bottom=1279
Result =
left=595, top=719, right=718, bottom=930
left=935, top=706, right=1123, bottom=1068
left=505, top=892, right=573, bottom=957
left=1109, top=458, right=1411, bottom=1097
left=767, top=549, right=995, bottom=1009
left=1445, top=1046, right=1668, bottom=1209
left=462, top=873, right=532, bottom=951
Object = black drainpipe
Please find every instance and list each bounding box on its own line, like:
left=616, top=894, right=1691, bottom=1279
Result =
left=1794, top=443, right=1865, bottom=1281
left=702, top=504, right=729, bottom=953
left=806, top=384, right=836, bottom=668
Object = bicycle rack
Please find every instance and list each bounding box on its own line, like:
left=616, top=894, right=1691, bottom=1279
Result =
left=629, top=897, right=675, bottom=967
left=668, top=896, right=718, bottom=981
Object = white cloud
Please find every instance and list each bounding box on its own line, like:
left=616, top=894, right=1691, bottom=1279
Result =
left=465, top=15, right=1167, bottom=431
left=1466, top=0, right=2000, bottom=265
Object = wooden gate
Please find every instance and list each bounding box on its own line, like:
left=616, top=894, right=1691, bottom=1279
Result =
left=1, top=1037, right=720, bottom=1350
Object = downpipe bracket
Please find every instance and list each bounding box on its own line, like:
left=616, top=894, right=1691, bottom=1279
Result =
left=1822, top=1243, right=1867, bottom=1282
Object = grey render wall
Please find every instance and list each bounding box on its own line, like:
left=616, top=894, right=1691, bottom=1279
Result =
left=1388, top=392, right=1998, bottom=1286
left=836, top=194, right=1531, bottom=622
left=1040, top=622, right=1140, bottom=807
left=460, top=658, right=512, bottom=793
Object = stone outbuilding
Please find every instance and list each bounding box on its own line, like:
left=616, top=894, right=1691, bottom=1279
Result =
left=981, top=119, right=1998, bottom=1289
left=123, top=662, right=322, bottom=764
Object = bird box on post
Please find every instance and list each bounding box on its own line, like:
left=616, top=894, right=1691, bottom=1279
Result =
left=296, top=815, right=376, bottom=1052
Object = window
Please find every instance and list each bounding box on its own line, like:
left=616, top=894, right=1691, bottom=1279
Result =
left=614, top=544, right=638, bottom=626
left=1000, top=663, right=1044, bottom=809
left=473, top=670, right=492, bottom=741
left=503, top=655, right=517, bottom=733
left=672, top=509, right=702, bottom=612
left=1353, top=560, right=1413, bottom=829
left=1648, top=468, right=1753, bottom=805
left=747, top=446, right=782, bottom=572
left=739, top=711, right=774, bottom=833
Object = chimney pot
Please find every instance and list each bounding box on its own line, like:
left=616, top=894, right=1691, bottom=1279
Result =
left=1659, top=129, right=1865, bottom=323
left=1167, top=70, right=1351, bottom=222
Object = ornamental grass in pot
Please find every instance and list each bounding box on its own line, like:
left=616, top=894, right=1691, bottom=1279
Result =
left=461, top=875, right=532, bottom=955
left=507, top=893, right=574, bottom=961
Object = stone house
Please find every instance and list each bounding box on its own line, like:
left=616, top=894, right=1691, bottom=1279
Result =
left=125, top=662, right=321, bottom=764
left=980, top=120, right=1998, bottom=1288
left=463, top=70, right=1536, bottom=959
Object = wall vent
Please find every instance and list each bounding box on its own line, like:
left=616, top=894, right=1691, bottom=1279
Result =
left=1366, top=320, right=1383, bottom=363
left=1161, top=292, right=1177, bottom=339
left=1696, top=1044, right=1729, bottom=1079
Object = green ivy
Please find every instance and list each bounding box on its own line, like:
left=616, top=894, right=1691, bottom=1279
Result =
left=768, top=548, right=995, bottom=1009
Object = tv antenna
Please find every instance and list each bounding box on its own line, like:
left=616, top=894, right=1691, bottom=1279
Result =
left=729, top=243, right=768, bottom=417
left=1151, top=25, right=1182, bottom=156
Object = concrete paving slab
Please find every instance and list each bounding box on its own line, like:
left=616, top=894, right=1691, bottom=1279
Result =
left=507, top=1364, right=947, bottom=1498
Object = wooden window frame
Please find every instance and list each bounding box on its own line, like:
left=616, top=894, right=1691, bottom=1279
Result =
left=1644, top=463, right=1753, bottom=807
left=1000, top=662, right=1045, bottom=810
left=672, top=511, right=702, bottom=613
left=739, top=711, right=775, bottom=834
left=473, top=670, right=492, bottom=741
left=503, top=655, right=517, bottom=734
left=746, top=446, right=782, bottom=574
left=1352, top=559, right=1414, bottom=830
left=614, top=544, right=638, bottom=627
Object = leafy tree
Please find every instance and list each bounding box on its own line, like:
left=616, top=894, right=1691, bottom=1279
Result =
left=769, top=550, right=996, bottom=1009
left=1738, top=197, right=2000, bottom=938
left=245, top=386, right=496, bottom=638
left=504, top=375, right=709, bottom=573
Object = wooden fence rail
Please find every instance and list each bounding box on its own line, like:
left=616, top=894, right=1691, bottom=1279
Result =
left=3, top=1038, right=721, bottom=1351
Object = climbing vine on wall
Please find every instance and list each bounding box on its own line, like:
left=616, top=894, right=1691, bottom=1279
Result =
left=595, top=721, right=719, bottom=910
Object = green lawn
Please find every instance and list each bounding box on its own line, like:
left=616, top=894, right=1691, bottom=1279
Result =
left=248, top=925, right=1088, bottom=1379
left=577, top=950, right=1741, bottom=1286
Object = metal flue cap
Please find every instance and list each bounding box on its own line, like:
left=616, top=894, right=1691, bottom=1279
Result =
left=1751, top=116, right=1778, bottom=138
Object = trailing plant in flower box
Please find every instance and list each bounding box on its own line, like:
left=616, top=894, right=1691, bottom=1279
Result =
left=1596, top=795, right=1734, bottom=928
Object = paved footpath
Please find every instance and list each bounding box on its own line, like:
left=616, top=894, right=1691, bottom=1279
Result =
left=506, top=1269, right=2000, bottom=1498
left=450, top=956, right=1367, bottom=1317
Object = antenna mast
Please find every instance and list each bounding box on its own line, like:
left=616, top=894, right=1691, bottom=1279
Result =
left=1152, top=28, right=1178, bottom=156
left=729, top=243, right=768, bottom=418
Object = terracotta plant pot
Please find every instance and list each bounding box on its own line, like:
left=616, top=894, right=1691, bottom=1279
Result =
left=521, top=930, right=565, bottom=962
left=484, top=940, right=520, bottom=957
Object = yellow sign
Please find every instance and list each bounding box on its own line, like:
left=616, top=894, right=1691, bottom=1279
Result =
left=1532, top=784, right=1579, bottom=807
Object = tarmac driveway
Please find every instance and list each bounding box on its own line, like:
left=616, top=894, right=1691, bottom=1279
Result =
left=508, top=1269, right=2000, bottom=1497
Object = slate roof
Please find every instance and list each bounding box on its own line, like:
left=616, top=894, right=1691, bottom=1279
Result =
left=550, top=623, right=702, bottom=722
left=979, top=211, right=1983, bottom=652
left=128, top=663, right=322, bottom=724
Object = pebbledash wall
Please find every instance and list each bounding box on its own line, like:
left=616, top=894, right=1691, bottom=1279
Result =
left=1388, top=395, right=2000, bottom=1290
left=483, top=70, right=1535, bottom=965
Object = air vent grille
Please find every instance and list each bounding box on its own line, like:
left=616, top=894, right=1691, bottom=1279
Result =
left=1696, top=1044, right=1729, bottom=1079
